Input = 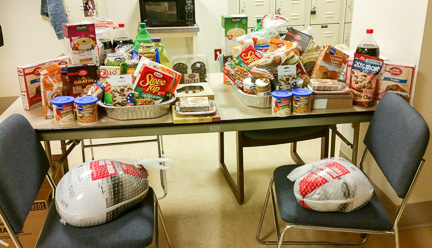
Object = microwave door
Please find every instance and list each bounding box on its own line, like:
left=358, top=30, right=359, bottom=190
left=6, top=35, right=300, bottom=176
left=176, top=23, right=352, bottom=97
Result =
left=140, top=0, right=180, bottom=27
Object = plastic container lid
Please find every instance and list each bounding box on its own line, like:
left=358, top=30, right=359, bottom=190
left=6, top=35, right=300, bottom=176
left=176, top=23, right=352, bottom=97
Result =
left=74, top=96, right=98, bottom=105
left=51, top=96, right=74, bottom=106
left=292, top=88, right=312, bottom=97
left=152, top=37, right=161, bottom=42
left=271, top=90, right=292, bottom=99
left=118, top=23, right=125, bottom=28
left=366, top=29, right=374, bottom=33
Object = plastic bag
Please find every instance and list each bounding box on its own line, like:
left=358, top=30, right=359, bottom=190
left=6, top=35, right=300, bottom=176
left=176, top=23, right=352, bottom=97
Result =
left=260, top=14, right=289, bottom=29
left=55, top=158, right=172, bottom=227
left=287, top=158, right=374, bottom=212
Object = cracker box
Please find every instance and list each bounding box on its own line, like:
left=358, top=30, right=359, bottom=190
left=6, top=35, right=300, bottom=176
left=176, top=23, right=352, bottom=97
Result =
left=17, top=56, right=69, bottom=110
left=62, top=23, right=99, bottom=65
left=221, top=15, right=248, bottom=56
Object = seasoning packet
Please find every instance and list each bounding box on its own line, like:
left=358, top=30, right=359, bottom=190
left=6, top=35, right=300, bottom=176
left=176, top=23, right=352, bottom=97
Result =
left=349, top=53, right=384, bottom=107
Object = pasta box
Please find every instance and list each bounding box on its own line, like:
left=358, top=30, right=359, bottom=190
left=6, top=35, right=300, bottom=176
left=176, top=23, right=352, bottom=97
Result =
left=221, top=15, right=248, bottom=56
left=62, top=23, right=99, bottom=66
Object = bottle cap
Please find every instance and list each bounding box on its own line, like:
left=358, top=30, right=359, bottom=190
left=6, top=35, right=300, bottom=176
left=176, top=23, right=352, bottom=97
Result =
left=139, top=23, right=146, bottom=28
left=118, top=23, right=125, bottom=28
left=152, top=37, right=161, bottom=42
left=366, top=29, right=374, bottom=34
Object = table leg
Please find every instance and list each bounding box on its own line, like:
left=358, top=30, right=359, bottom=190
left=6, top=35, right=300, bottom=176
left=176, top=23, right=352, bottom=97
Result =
left=43, top=141, right=55, bottom=187
left=60, top=140, right=69, bottom=173
left=218, top=132, right=244, bottom=204
left=352, top=123, right=360, bottom=166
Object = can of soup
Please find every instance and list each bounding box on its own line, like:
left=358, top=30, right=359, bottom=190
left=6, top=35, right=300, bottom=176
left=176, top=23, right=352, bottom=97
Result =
left=51, top=96, right=75, bottom=124
left=74, top=96, right=98, bottom=124
left=292, top=88, right=312, bottom=115
left=271, top=90, right=292, bottom=117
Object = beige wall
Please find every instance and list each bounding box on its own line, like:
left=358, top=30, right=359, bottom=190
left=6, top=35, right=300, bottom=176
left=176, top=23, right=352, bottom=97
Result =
left=348, top=0, right=432, bottom=204
left=0, top=0, right=229, bottom=97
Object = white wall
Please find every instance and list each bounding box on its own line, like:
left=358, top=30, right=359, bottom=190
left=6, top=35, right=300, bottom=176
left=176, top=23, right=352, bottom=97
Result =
left=348, top=0, right=431, bottom=204
left=0, top=0, right=230, bottom=97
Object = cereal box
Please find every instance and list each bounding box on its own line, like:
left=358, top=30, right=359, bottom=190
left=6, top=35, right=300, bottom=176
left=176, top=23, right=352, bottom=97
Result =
left=63, top=23, right=99, bottom=65
left=221, top=15, right=248, bottom=56
left=17, top=56, right=69, bottom=110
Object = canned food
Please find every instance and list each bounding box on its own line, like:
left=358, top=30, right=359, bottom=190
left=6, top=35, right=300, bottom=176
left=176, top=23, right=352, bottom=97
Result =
left=51, top=96, right=75, bottom=124
left=255, top=78, right=271, bottom=96
left=292, top=88, right=312, bottom=115
left=271, top=90, right=292, bottom=116
left=74, top=96, right=98, bottom=124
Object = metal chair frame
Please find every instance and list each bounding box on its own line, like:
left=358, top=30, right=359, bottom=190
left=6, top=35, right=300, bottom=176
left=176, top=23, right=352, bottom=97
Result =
left=256, top=149, right=426, bottom=248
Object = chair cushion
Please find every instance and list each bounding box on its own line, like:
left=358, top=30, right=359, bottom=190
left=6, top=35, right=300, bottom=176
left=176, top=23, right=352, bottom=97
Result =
left=36, top=188, right=155, bottom=248
left=243, top=126, right=327, bottom=141
left=274, top=165, right=394, bottom=231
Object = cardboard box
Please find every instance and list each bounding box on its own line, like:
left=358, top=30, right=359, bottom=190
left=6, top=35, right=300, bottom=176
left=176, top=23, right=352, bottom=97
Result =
left=312, top=92, right=354, bottom=109
left=221, top=15, right=248, bottom=56
left=17, top=57, right=69, bottom=111
left=175, top=83, right=215, bottom=101
left=0, top=187, right=52, bottom=248
left=63, top=23, right=99, bottom=66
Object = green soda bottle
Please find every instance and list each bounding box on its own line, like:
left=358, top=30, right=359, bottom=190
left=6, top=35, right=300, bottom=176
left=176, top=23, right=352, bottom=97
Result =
left=134, top=23, right=152, bottom=51
left=152, top=37, right=170, bottom=67
left=253, top=18, right=263, bottom=32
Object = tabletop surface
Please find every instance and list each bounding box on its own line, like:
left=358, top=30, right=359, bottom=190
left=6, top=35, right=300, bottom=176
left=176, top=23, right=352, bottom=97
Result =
left=0, top=73, right=375, bottom=140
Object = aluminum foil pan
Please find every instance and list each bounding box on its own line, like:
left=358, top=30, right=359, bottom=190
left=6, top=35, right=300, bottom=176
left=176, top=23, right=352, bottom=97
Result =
left=231, top=82, right=271, bottom=109
left=98, top=96, right=176, bottom=120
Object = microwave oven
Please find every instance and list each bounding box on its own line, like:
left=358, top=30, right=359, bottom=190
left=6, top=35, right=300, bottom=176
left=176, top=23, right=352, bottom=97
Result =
left=139, top=0, right=196, bottom=27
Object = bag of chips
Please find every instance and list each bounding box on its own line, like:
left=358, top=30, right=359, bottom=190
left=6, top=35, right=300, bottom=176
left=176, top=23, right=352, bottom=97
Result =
left=287, top=158, right=374, bottom=212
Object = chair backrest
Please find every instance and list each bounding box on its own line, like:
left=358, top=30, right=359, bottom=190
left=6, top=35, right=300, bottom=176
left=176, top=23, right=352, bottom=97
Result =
left=364, top=93, right=430, bottom=198
left=0, top=114, right=50, bottom=234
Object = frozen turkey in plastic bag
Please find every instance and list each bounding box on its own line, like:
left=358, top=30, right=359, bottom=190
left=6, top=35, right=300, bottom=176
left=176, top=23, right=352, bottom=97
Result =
left=55, top=158, right=172, bottom=227
left=287, top=158, right=374, bottom=212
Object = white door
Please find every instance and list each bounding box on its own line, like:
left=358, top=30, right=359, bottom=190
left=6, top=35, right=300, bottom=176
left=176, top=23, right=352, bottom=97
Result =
left=276, top=0, right=308, bottom=26
left=345, top=0, right=354, bottom=23
left=343, top=23, right=352, bottom=47
left=240, top=0, right=274, bottom=28
left=310, top=0, right=342, bottom=24
left=310, top=24, right=340, bottom=46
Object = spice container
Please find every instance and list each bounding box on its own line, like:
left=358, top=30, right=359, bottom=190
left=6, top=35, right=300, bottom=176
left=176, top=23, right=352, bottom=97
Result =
left=292, top=88, right=312, bottom=115
left=255, top=78, right=271, bottom=96
left=74, top=96, right=98, bottom=124
left=271, top=90, right=292, bottom=117
left=51, top=96, right=75, bottom=124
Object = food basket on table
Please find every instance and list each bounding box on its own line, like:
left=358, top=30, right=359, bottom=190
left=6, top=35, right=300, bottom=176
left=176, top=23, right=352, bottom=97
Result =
left=98, top=95, right=176, bottom=120
left=229, top=80, right=271, bottom=109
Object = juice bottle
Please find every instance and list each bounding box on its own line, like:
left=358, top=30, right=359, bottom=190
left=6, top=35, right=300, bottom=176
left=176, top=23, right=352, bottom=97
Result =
left=134, top=23, right=152, bottom=51
left=152, top=37, right=170, bottom=67
left=355, top=29, right=380, bottom=57
left=112, top=23, right=133, bottom=51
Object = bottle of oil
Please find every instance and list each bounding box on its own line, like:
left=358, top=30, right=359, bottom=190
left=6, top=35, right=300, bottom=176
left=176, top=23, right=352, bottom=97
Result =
left=355, top=29, right=380, bottom=57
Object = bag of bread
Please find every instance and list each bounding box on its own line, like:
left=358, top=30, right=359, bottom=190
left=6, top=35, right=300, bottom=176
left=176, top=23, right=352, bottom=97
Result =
left=40, top=64, right=63, bottom=119
left=311, top=45, right=349, bottom=80
left=350, top=53, right=384, bottom=107
left=248, top=38, right=296, bottom=79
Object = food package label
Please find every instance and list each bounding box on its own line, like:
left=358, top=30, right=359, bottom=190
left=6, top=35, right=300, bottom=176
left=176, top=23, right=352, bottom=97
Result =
left=378, top=63, right=415, bottom=102
left=17, top=56, right=69, bottom=110
left=236, top=45, right=263, bottom=67
left=283, top=27, right=312, bottom=56
left=134, top=65, right=173, bottom=103
left=288, top=158, right=374, bottom=212
left=349, top=54, right=384, bottom=107
left=311, top=46, right=349, bottom=80
left=67, top=64, right=99, bottom=98
left=221, top=15, right=248, bottom=56
left=105, top=75, right=134, bottom=106
left=99, top=66, right=121, bottom=85
left=55, top=159, right=149, bottom=227
left=63, top=23, right=100, bottom=66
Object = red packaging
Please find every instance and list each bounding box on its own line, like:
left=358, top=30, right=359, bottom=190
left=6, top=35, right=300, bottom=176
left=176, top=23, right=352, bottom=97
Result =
left=134, top=66, right=173, bottom=102
left=236, top=45, right=263, bottom=67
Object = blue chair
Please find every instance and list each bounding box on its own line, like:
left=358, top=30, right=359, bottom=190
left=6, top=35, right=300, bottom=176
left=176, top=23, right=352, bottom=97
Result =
left=256, top=93, right=429, bottom=248
left=0, top=114, right=171, bottom=248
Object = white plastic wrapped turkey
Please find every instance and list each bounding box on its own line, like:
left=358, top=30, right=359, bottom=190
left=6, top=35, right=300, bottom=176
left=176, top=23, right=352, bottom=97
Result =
left=287, top=158, right=374, bottom=212
left=55, top=158, right=172, bottom=227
